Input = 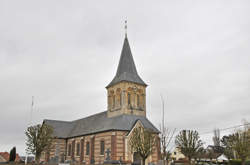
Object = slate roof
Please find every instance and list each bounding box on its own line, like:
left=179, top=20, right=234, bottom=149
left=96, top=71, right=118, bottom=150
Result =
left=43, top=120, right=75, bottom=138
left=44, top=111, right=159, bottom=139
left=106, top=37, right=147, bottom=88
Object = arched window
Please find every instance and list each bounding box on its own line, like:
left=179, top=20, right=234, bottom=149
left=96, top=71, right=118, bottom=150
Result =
left=76, top=142, right=80, bottom=156
left=108, top=95, right=111, bottom=108
left=120, top=93, right=122, bottom=106
left=100, top=140, right=105, bottom=155
left=128, top=93, right=131, bottom=105
left=142, top=94, right=145, bottom=108
left=137, top=94, right=140, bottom=107
left=113, top=95, right=115, bottom=108
left=68, top=144, right=71, bottom=156
left=86, top=142, right=90, bottom=155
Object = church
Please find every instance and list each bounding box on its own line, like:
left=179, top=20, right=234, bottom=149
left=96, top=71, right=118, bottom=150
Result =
left=41, top=33, right=161, bottom=165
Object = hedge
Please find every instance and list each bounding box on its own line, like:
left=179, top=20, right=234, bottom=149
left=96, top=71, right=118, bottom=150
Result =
left=229, top=160, right=250, bottom=165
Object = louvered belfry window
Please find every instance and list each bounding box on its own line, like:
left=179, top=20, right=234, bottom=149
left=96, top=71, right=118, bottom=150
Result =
left=137, top=94, right=140, bottom=107
left=128, top=93, right=131, bottom=105
left=113, top=95, right=115, bottom=108
left=120, top=93, right=122, bottom=106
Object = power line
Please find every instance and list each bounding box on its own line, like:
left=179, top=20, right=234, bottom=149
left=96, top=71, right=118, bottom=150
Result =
left=162, top=123, right=250, bottom=142
left=199, top=123, right=250, bottom=135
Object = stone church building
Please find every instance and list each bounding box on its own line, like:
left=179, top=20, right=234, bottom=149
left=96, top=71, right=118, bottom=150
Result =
left=41, top=35, right=160, bottom=164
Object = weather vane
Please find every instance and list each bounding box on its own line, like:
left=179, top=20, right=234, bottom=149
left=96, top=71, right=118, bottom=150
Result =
left=125, top=20, right=127, bottom=37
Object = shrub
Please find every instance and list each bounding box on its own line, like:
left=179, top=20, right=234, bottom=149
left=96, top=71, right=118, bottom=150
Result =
left=9, top=147, right=16, bottom=162
left=229, top=160, right=250, bottom=165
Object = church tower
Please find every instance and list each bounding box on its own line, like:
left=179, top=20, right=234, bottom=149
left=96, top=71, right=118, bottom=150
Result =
left=106, top=34, right=147, bottom=118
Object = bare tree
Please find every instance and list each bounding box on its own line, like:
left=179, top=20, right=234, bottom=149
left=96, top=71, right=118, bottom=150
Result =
left=208, top=128, right=224, bottom=156
left=213, top=128, right=220, bottom=147
left=159, top=126, right=176, bottom=165
left=25, top=124, right=53, bottom=164
left=221, top=135, right=234, bottom=159
left=231, top=131, right=249, bottom=165
left=129, top=126, right=157, bottom=165
left=175, top=130, right=204, bottom=165
left=230, top=121, right=250, bottom=165
left=159, top=95, right=176, bottom=165
left=195, top=147, right=205, bottom=162
left=221, top=120, right=250, bottom=165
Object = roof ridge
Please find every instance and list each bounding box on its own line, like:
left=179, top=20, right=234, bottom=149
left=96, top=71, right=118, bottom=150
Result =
left=72, top=111, right=107, bottom=122
left=43, top=111, right=107, bottom=124
left=44, top=119, right=72, bottom=123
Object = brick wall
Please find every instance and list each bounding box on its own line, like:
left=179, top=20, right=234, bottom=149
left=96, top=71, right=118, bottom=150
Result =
left=42, top=129, right=160, bottom=165
left=65, top=131, right=128, bottom=164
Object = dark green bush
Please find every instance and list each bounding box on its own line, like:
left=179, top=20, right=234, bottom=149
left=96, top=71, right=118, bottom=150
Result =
left=9, top=147, right=16, bottom=162
left=229, top=160, right=250, bottom=165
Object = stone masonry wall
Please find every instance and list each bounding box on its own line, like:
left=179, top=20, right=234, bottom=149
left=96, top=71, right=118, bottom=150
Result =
left=107, top=82, right=146, bottom=118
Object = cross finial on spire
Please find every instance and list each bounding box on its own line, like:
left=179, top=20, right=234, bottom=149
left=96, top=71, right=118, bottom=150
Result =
left=125, top=20, right=127, bottom=38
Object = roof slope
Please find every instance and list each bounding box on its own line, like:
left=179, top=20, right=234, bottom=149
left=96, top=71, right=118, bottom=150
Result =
left=43, top=120, right=75, bottom=138
left=0, top=152, right=9, bottom=162
left=106, top=37, right=147, bottom=88
left=44, top=111, right=159, bottom=138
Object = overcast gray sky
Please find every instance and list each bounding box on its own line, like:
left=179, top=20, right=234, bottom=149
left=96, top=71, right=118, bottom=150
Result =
left=1, top=0, right=250, bottom=156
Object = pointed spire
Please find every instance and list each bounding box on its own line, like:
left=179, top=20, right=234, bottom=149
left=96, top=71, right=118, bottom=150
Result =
left=106, top=35, right=147, bottom=88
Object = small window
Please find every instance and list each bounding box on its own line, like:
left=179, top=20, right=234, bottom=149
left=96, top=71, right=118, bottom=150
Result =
left=128, top=93, right=131, bottom=105
left=86, top=142, right=90, bottom=155
left=137, top=94, right=140, bottom=107
left=100, top=140, right=105, bottom=155
left=76, top=142, right=80, bottom=156
left=68, top=144, right=71, bottom=156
